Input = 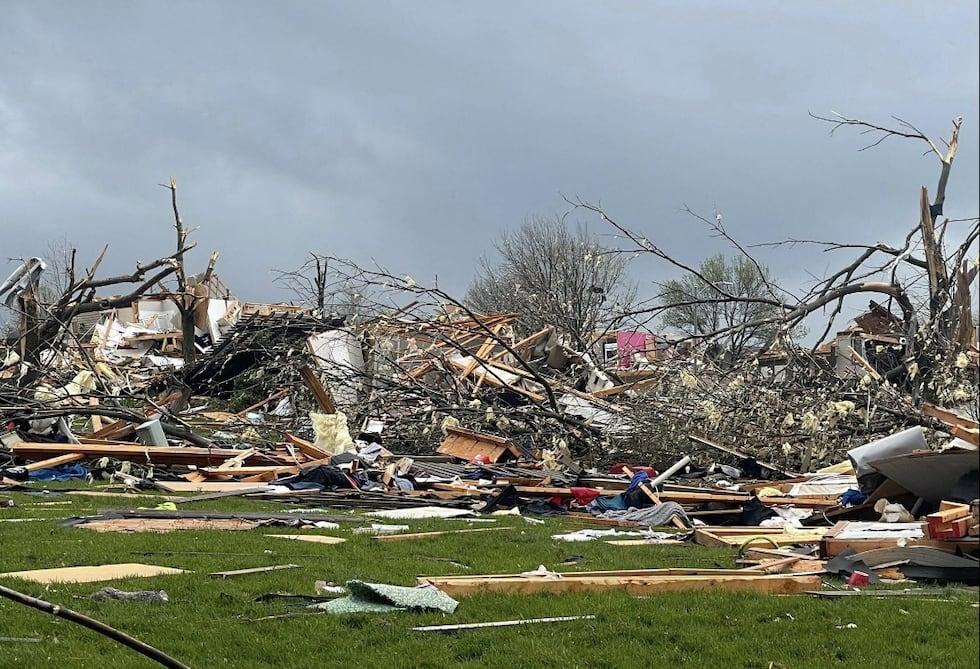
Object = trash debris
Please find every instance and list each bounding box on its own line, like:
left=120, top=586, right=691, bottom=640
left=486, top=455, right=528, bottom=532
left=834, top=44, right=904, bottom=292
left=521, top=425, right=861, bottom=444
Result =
left=309, top=580, right=458, bottom=615
left=91, top=587, right=169, bottom=603
left=413, top=615, right=597, bottom=633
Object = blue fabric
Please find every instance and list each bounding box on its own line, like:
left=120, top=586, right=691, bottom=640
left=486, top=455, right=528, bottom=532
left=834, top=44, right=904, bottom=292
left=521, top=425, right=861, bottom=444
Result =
left=28, top=463, right=87, bottom=482
left=625, top=471, right=650, bottom=492
left=840, top=489, right=868, bottom=507
left=588, top=494, right=629, bottom=512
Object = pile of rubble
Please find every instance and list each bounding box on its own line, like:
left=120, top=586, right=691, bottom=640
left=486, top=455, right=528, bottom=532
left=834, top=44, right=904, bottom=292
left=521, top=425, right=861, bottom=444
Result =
left=2, top=246, right=979, bottom=598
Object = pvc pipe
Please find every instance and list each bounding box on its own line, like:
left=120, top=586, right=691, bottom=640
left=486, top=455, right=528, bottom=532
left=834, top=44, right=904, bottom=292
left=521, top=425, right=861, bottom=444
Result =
left=649, top=455, right=691, bottom=488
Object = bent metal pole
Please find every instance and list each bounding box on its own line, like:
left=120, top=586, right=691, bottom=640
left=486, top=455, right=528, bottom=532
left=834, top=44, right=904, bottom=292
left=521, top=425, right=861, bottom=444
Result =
left=0, top=584, right=190, bottom=669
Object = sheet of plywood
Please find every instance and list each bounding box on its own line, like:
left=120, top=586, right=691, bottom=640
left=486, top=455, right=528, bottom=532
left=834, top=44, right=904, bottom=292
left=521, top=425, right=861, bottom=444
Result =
left=0, top=563, right=187, bottom=583
left=78, top=518, right=259, bottom=533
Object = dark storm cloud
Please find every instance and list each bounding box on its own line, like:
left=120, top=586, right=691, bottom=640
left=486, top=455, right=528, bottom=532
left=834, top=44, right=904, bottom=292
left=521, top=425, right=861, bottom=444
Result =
left=2, top=1, right=977, bottom=334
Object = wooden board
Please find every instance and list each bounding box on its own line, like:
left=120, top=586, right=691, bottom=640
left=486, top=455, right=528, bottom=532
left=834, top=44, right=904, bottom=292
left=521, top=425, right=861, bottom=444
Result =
left=77, top=518, right=259, bottom=533
left=155, top=481, right=270, bottom=493
left=418, top=572, right=821, bottom=597
left=437, top=426, right=522, bottom=463
left=694, top=526, right=829, bottom=548
left=373, top=527, right=512, bottom=542
left=208, top=564, right=302, bottom=579
left=820, top=520, right=980, bottom=557
left=284, top=433, right=333, bottom=461
left=23, top=453, right=84, bottom=472
left=265, top=534, right=346, bottom=545
left=605, top=539, right=687, bottom=546
left=12, top=442, right=283, bottom=468
left=0, top=563, right=187, bottom=584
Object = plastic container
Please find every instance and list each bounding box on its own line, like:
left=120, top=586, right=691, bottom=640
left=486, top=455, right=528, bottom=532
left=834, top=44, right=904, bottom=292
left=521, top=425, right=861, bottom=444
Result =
left=135, top=418, right=168, bottom=446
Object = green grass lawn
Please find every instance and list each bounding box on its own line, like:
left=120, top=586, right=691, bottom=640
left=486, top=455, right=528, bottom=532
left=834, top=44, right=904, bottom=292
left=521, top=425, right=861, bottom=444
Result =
left=1, top=486, right=977, bottom=669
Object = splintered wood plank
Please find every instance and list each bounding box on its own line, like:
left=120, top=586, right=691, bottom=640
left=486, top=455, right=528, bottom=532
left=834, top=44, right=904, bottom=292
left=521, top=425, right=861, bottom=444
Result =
left=299, top=365, right=336, bottom=413
left=155, top=481, right=269, bottom=493
left=12, top=443, right=281, bottom=468
left=78, top=518, right=258, bottom=533
left=605, top=539, right=686, bottom=546
left=922, top=403, right=979, bottom=431
left=265, top=534, right=346, bottom=545
left=218, top=448, right=257, bottom=469
left=373, top=527, right=513, bottom=542
left=208, top=564, right=302, bottom=579
left=0, top=563, right=188, bottom=584
left=88, top=397, right=103, bottom=432
left=419, top=573, right=821, bottom=597
left=284, top=433, right=333, bottom=461
left=23, top=453, right=84, bottom=472
left=694, top=527, right=829, bottom=548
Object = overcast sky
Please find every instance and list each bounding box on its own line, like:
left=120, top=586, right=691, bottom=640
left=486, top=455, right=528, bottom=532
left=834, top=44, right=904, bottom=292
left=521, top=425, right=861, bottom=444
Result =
left=2, top=1, right=977, bottom=334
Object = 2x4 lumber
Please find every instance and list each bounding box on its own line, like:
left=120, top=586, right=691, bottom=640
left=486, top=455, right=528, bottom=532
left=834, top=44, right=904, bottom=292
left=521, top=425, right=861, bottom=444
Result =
left=284, top=433, right=333, bottom=460
left=418, top=573, right=821, bottom=597
left=88, top=397, right=103, bottom=432
left=623, top=467, right=686, bottom=529
left=847, top=345, right=883, bottom=381
left=88, top=419, right=136, bottom=441
left=950, top=426, right=980, bottom=447
left=235, top=388, right=290, bottom=416
left=23, top=453, right=84, bottom=472
left=590, top=376, right=662, bottom=399
left=11, top=443, right=272, bottom=468
left=373, top=527, right=513, bottom=542
left=489, top=327, right=552, bottom=361
left=921, top=403, right=979, bottom=431
left=739, top=556, right=803, bottom=573
left=208, top=564, right=301, bottom=579
left=203, top=457, right=332, bottom=475
left=298, top=365, right=336, bottom=413
left=927, top=503, right=971, bottom=523
left=217, top=448, right=256, bottom=469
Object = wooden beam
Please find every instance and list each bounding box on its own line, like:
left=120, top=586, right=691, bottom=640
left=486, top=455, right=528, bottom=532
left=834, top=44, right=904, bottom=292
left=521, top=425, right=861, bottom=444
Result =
left=208, top=564, right=301, bottom=579
left=12, top=443, right=282, bottom=468
left=847, top=345, right=882, bottom=381
left=23, top=453, right=84, bottom=472
left=418, top=571, right=821, bottom=597
left=298, top=365, right=336, bottom=413
left=921, top=403, right=979, bottom=431
left=373, top=527, right=512, bottom=542
left=235, top=388, right=290, bottom=416
left=284, top=433, right=334, bottom=461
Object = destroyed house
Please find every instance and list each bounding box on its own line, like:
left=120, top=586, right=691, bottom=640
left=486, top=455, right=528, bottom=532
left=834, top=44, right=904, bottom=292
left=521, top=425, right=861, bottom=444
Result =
left=822, top=301, right=908, bottom=379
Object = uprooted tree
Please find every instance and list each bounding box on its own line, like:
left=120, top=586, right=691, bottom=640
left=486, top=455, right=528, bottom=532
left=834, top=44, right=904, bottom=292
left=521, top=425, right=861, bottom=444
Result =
left=0, top=177, right=216, bottom=374
left=574, top=113, right=977, bottom=400
left=2, top=114, right=975, bottom=474
left=237, top=112, right=975, bottom=471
